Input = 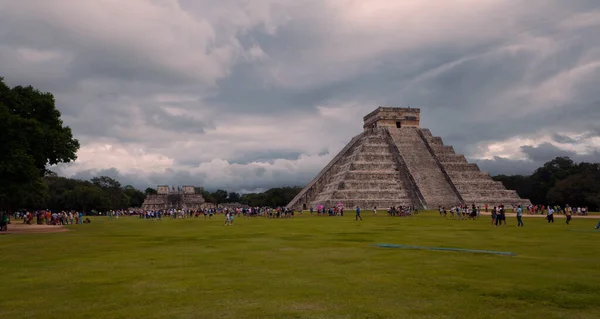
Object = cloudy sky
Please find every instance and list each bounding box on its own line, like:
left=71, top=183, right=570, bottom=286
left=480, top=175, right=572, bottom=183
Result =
left=1, top=0, right=599, bottom=192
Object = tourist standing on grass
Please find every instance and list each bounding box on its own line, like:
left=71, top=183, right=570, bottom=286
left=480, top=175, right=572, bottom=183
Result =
left=499, top=205, right=507, bottom=226
left=0, top=212, right=8, bottom=231
left=594, top=220, right=600, bottom=229
left=516, top=205, right=524, bottom=227
left=224, top=212, right=230, bottom=225
left=547, top=206, right=554, bottom=223
left=355, top=206, right=362, bottom=221
left=565, top=209, right=572, bottom=225
left=491, top=207, right=497, bottom=226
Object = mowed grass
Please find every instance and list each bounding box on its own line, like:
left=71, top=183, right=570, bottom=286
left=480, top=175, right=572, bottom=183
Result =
left=1, top=212, right=600, bottom=319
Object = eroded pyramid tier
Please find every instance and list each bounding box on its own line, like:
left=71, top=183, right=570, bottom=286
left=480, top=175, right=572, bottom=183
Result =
left=419, top=129, right=531, bottom=207
left=388, top=127, right=461, bottom=208
left=289, top=129, right=422, bottom=210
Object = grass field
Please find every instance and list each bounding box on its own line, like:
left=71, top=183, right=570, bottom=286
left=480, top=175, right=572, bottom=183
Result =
left=2, top=212, right=600, bottom=319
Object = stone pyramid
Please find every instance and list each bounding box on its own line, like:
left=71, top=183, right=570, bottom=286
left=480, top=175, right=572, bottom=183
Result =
left=287, top=107, right=531, bottom=210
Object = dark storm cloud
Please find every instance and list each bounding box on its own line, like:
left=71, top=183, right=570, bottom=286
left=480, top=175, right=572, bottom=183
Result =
left=521, top=143, right=577, bottom=162
left=476, top=143, right=600, bottom=177
left=143, top=105, right=212, bottom=134
left=474, top=157, right=539, bottom=176
left=552, top=134, right=578, bottom=144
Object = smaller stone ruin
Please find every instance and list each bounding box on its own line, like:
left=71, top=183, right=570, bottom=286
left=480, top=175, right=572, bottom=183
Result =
left=141, top=185, right=213, bottom=210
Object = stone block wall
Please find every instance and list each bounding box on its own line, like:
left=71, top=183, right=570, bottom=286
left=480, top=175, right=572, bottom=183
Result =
left=289, top=129, right=418, bottom=210
left=420, top=129, right=531, bottom=207
left=388, top=127, right=462, bottom=208
left=286, top=132, right=365, bottom=209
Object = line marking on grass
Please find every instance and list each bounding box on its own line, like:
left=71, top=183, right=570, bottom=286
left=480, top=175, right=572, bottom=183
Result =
left=373, top=244, right=516, bottom=256
left=567, top=229, right=600, bottom=233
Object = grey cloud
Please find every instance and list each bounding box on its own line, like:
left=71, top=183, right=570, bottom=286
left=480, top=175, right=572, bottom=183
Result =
left=476, top=143, right=600, bottom=177
left=520, top=143, right=577, bottom=162
left=228, top=151, right=302, bottom=165
left=552, top=134, right=578, bottom=144
left=143, top=105, right=212, bottom=134
left=62, top=166, right=308, bottom=193
left=474, top=157, right=540, bottom=176
left=4, top=1, right=600, bottom=191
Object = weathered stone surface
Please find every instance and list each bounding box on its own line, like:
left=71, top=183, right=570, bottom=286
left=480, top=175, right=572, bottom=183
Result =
left=141, top=186, right=212, bottom=210
left=286, top=107, right=531, bottom=210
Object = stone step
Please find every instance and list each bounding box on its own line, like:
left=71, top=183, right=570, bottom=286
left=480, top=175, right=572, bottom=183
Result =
left=435, top=154, right=468, bottom=163
left=321, top=175, right=404, bottom=189
left=362, top=140, right=389, bottom=146
left=447, top=171, right=491, bottom=179
left=350, top=162, right=395, bottom=171
left=355, top=154, right=394, bottom=162
left=389, top=128, right=462, bottom=207
left=453, top=180, right=504, bottom=186
left=362, top=145, right=391, bottom=153
left=426, top=136, right=444, bottom=145
left=442, top=163, right=480, bottom=171
left=463, top=194, right=522, bottom=205
left=429, top=145, right=456, bottom=154
left=455, top=184, right=507, bottom=192
left=420, top=128, right=433, bottom=137
left=459, top=190, right=520, bottom=197
left=311, top=199, right=415, bottom=208
left=340, top=181, right=404, bottom=189
left=315, top=190, right=410, bottom=200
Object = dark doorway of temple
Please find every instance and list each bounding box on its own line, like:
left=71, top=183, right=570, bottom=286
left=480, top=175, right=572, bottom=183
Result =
left=396, top=121, right=401, bottom=128
left=302, top=203, right=307, bottom=210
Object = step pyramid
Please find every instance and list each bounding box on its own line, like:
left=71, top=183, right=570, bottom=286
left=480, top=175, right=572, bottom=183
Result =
left=287, top=107, right=531, bottom=210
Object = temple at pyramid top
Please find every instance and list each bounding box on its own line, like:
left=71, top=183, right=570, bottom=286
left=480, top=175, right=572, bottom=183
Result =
left=287, top=106, right=530, bottom=211
left=363, top=107, right=421, bottom=131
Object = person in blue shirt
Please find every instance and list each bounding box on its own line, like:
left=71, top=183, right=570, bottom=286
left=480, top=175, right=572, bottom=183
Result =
left=516, top=205, right=524, bottom=227
left=355, top=206, right=362, bottom=221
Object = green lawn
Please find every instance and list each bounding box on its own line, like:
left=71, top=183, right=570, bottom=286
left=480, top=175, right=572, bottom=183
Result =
left=2, top=212, right=600, bottom=319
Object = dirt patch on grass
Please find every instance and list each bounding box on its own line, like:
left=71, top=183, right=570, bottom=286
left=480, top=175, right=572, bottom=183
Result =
left=1, top=223, right=69, bottom=235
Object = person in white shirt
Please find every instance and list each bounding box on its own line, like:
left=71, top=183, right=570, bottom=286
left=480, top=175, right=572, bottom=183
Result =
left=547, top=206, right=554, bottom=223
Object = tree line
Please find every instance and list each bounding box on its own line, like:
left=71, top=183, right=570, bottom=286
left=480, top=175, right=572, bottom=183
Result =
left=493, top=156, right=600, bottom=209
left=16, top=174, right=302, bottom=213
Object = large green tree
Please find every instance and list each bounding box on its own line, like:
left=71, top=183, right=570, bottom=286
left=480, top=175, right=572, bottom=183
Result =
left=495, top=157, right=600, bottom=209
left=0, top=78, right=80, bottom=212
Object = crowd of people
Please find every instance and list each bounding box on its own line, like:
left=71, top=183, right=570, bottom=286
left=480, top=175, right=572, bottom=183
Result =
left=134, top=206, right=296, bottom=220
left=4, top=210, right=90, bottom=226
left=1, top=202, right=598, bottom=232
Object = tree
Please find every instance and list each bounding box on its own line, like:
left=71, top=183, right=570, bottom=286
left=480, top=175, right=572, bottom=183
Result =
left=228, top=192, right=241, bottom=203
left=0, top=78, right=80, bottom=213
left=91, top=176, right=127, bottom=209
left=124, top=185, right=146, bottom=208
left=495, top=156, right=600, bottom=209
left=239, top=186, right=303, bottom=207
left=202, top=190, right=216, bottom=204
left=145, top=187, right=157, bottom=195
left=212, top=189, right=228, bottom=205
